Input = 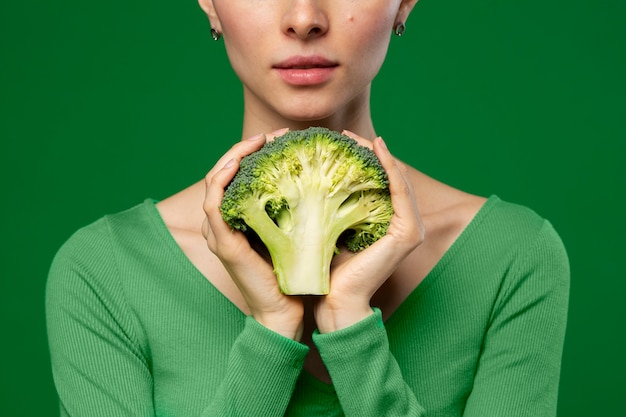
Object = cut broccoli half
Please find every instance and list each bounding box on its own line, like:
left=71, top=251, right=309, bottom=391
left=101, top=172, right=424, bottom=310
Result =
left=219, top=127, right=393, bottom=295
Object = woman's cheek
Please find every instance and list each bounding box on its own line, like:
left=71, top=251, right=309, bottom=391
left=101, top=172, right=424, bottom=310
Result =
left=343, top=8, right=395, bottom=54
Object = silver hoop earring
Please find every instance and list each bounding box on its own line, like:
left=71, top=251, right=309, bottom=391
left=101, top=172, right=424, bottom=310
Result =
left=394, top=22, right=406, bottom=37
left=211, top=28, right=222, bottom=41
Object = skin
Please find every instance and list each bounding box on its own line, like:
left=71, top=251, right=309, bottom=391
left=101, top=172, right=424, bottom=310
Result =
left=156, top=0, right=487, bottom=383
left=199, top=0, right=417, bottom=138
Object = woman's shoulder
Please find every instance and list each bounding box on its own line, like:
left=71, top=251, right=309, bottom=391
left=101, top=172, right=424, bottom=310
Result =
left=58, top=200, right=156, bottom=249
left=50, top=199, right=164, bottom=279
left=410, top=168, right=566, bottom=264
left=154, top=180, right=206, bottom=233
left=473, top=195, right=565, bottom=256
left=412, top=168, right=555, bottom=235
left=412, top=172, right=569, bottom=295
left=46, top=203, right=157, bottom=364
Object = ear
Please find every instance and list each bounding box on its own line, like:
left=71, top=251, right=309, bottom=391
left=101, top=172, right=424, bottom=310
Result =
left=198, top=0, right=222, bottom=32
left=395, top=0, right=419, bottom=25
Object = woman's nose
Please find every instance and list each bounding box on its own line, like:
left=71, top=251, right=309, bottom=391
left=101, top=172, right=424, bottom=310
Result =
left=281, top=0, right=329, bottom=40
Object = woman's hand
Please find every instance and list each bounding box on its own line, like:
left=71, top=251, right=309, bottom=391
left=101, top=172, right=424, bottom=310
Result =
left=202, top=130, right=304, bottom=341
left=314, top=132, right=425, bottom=333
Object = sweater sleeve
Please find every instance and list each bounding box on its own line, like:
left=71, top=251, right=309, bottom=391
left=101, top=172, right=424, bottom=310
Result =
left=201, top=317, right=309, bottom=417
left=464, top=220, right=570, bottom=416
left=46, top=224, right=155, bottom=416
left=312, top=309, right=426, bottom=417
left=46, top=222, right=309, bottom=417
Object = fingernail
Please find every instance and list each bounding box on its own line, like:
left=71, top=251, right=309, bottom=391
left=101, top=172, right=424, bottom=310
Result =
left=376, top=136, right=388, bottom=150
left=342, top=129, right=357, bottom=138
left=224, top=159, right=235, bottom=168
left=247, top=133, right=264, bottom=141
left=270, top=127, right=289, bottom=136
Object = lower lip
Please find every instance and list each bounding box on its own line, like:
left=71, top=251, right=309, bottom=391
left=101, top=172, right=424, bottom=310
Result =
left=274, top=67, right=337, bottom=86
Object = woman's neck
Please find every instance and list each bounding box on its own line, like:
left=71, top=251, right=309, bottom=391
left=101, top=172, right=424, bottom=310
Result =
left=240, top=90, right=378, bottom=141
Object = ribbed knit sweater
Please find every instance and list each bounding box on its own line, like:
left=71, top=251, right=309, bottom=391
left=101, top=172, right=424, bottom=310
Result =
left=46, top=195, right=569, bottom=417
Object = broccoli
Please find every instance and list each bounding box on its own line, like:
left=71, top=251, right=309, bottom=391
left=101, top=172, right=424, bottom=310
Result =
left=219, top=127, right=393, bottom=295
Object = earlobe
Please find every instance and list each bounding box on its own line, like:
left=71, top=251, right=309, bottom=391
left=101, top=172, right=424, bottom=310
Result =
left=395, top=0, right=419, bottom=25
left=198, top=0, right=221, bottom=32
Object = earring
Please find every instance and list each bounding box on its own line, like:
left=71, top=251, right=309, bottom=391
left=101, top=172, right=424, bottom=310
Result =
left=394, top=22, right=406, bottom=37
left=211, top=28, right=222, bottom=41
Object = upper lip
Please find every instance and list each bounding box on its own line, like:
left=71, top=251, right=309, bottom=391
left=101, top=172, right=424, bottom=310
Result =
left=273, top=55, right=338, bottom=69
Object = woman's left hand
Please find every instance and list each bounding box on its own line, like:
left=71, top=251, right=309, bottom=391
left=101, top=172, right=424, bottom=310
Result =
left=314, top=132, right=425, bottom=333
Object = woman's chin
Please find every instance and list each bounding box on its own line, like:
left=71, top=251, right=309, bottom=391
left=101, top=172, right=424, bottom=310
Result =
left=276, top=106, right=337, bottom=125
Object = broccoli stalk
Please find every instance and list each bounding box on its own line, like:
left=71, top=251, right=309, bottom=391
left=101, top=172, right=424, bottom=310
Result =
left=220, top=127, right=393, bottom=295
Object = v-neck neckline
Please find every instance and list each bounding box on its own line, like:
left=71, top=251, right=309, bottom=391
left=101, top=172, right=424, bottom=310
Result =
left=145, top=195, right=500, bottom=326
left=383, top=195, right=499, bottom=329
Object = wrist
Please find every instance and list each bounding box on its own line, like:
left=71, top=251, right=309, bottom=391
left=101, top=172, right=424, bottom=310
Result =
left=255, top=312, right=304, bottom=341
left=315, top=300, right=374, bottom=333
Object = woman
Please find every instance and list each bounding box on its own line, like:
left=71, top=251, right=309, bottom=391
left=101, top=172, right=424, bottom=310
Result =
left=46, top=1, right=569, bottom=416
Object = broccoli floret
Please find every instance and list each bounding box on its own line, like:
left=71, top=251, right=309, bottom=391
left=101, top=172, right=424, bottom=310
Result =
left=219, top=127, right=393, bottom=295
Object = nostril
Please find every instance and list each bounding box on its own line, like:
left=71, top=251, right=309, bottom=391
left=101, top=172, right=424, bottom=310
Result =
left=288, top=25, right=323, bottom=35
left=284, top=15, right=328, bottom=39
left=281, top=3, right=329, bottom=39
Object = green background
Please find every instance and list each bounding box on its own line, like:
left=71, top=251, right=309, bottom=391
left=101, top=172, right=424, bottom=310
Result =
left=1, top=0, right=624, bottom=415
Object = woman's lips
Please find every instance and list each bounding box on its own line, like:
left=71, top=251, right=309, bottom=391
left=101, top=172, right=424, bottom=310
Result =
left=273, top=56, right=338, bottom=86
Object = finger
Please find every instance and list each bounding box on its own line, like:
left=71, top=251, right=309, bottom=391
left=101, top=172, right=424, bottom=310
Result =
left=201, top=217, right=209, bottom=240
left=201, top=215, right=221, bottom=255
left=372, top=137, right=410, bottom=198
left=206, top=133, right=266, bottom=182
left=373, top=137, right=424, bottom=246
left=215, top=133, right=265, bottom=169
left=264, top=127, right=290, bottom=143
left=204, top=158, right=237, bottom=223
left=342, top=129, right=374, bottom=150
left=203, top=158, right=247, bottom=251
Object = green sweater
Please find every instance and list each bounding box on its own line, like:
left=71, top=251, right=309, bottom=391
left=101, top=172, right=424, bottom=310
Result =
left=46, top=195, right=569, bottom=417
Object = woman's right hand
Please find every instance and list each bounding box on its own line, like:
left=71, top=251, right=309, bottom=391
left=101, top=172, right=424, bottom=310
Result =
left=202, top=130, right=304, bottom=341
